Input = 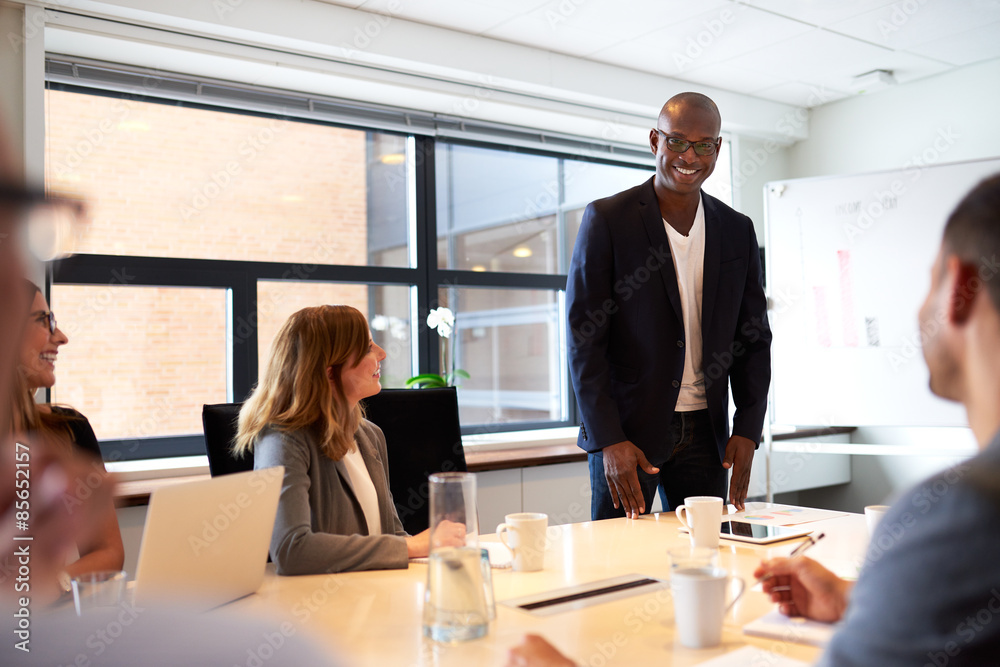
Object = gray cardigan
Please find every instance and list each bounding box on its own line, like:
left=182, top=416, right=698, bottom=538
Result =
left=254, top=419, right=409, bottom=575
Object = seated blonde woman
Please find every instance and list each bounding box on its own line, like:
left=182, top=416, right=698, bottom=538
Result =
left=13, top=280, right=124, bottom=593
left=235, top=305, right=464, bottom=574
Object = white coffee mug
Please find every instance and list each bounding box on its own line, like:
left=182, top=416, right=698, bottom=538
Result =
left=496, top=513, right=548, bottom=572
left=671, top=566, right=746, bottom=649
left=674, top=496, right=723, bottom=549
left=865, top=504, right=890, bottom=536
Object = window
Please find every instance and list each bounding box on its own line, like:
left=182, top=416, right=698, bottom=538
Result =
left=47, top=84, right=416, bottom=460
left=45, top=59, right=732, bottom=460
left=433, top=142, right=654, bottom=429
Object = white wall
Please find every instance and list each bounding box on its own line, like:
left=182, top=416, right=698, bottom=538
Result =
left=787, top=58, right=1000, bottom=179
left=773, top=57, right=1000, bottom=513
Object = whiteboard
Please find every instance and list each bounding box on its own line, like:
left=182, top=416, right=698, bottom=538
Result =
left=766, top=157, right=1000, bottom=427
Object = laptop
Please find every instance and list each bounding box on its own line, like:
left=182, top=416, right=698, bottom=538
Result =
left=133, top=466, right=283, bottom=610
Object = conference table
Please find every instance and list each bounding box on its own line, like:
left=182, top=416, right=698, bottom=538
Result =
left=229, top=505, right=869, bottom=666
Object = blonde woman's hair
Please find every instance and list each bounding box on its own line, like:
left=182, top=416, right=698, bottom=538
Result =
left=234, top=305, right=371, bottom=461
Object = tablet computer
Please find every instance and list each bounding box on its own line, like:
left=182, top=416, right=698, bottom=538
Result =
left=680, top=520, right=815, bottom=544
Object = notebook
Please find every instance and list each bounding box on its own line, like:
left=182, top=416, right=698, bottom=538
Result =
left=133, top=466, right=283, bottom=611
left=743, top=610, right=839, bottom=646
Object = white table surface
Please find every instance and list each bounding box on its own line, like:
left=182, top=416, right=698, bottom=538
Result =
left=227, top=506, right=869, bottom=666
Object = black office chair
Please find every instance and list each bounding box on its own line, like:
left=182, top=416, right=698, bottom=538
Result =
left=363, top=387, right=466, bottom=536
left=202, top=402, right=252, bottom=477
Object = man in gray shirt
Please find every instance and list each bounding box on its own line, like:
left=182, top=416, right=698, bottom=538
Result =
left=755, top=173, right=1000, bottom=666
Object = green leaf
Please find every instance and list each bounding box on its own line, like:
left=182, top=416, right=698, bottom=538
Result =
left=405, top=374, right=447, bottom=388
left=444, top=369, right=471, bottom=386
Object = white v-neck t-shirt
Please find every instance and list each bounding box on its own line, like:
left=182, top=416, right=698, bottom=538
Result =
left=341, top=443, right=382, bottom=536
left=664, top=196, right=708, bottom=411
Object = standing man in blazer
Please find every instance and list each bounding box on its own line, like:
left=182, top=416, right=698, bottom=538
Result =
left=567, top=92, right=771, bottom=520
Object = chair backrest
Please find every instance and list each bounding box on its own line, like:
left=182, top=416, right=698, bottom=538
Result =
left=202, top=402, right=252, bottom=477
left=363, top=387, right=466, bottom=535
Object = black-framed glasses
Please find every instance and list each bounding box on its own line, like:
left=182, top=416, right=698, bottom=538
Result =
left=34, top=310, right=57, bottom=335
left=653, top=129, right=720, bottom=156
left=0, top=184, right=85, bottom=261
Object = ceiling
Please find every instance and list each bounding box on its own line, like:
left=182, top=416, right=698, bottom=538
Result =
left=316, top=0, right=1000, bottom=108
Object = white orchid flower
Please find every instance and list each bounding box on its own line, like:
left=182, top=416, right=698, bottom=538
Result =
left=426, top=307, right=455, bottom=335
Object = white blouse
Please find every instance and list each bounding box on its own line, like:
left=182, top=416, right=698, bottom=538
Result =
left=341, top=443, right=382, bottom=536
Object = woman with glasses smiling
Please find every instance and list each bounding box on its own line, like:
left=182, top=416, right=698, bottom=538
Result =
left=10, top=280, right=125, bottom=593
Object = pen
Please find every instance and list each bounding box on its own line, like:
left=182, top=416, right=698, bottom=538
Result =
left=758, top=533, right=826, bottom=586
left=788, top=532, right=825, bottom=558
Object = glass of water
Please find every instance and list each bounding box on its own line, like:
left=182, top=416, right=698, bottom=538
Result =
left=423, top=546, right=492, bottom=643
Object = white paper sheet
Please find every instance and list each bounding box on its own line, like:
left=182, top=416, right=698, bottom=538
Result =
left=693, top=645, right=810, bottom=667
left=742, top=610, right=839, bottom=647
left=726, top=503, right=848, bottom=526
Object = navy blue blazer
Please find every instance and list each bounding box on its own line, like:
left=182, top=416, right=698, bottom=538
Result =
left=566, top=176, right=771, bottom=464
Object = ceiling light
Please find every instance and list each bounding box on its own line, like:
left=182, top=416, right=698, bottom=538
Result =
left=849, top=69, right=897, bottom=95
left=471, top=265, right=487, bottom=272
left=513, top=246, right=533, bottom=258
left=380, top=153, right=405, bottom=165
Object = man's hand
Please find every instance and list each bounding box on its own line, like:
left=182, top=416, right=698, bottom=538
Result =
left=506, top=634, right=576, bottom=667
left=753, top=557, right=853, bottom=623
left=602, top=441, right=659, bottom=519
left=722, top=435, right=755, bottom=510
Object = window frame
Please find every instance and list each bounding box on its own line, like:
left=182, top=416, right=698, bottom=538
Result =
left=45, top=75, right=664, bottom=461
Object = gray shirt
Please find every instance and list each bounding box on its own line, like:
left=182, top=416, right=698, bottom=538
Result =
left=254, top=419, right=409, bottom=575
left=819, top=431, right=1000, bottom=666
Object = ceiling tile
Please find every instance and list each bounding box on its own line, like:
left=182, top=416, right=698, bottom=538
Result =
left=829, top=0, right=1000, bottom=50
left=312, top=0, right=368, bottom=8
left=482, top=11, right=626, bottom=57
left=753, top=81, right=851, bottom=107
left=731, top=28, right=946, bottom=91
left=355, top=0, right=525, bottom=34
left=907, top=21, right=1000, bottom=65
left=591, top=3, right=812, bottom=78
left=531, top=0, right=731, bottom=39
left=674, top=61, right=788, bottom=95
left=740, top=0, right=899, bottom=27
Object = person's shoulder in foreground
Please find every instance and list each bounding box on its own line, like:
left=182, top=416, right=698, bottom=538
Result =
left=819, top=435, right=1000, bottom=666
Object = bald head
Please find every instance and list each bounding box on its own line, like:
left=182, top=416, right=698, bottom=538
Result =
left=659, top=93, right=721, bottom=137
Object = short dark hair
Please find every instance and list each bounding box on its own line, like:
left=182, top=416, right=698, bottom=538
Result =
left=943, top=173, right=1000, bottom=311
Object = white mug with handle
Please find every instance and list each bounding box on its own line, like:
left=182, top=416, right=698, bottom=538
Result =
left=675, top=496, right=723, bottom=549
left=495, top=513, right=548, bottom=572
left=671, top=566, right=746, bottom=649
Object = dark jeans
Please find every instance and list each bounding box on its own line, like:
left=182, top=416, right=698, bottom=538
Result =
left=589, top=409, right=727, bottom=521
